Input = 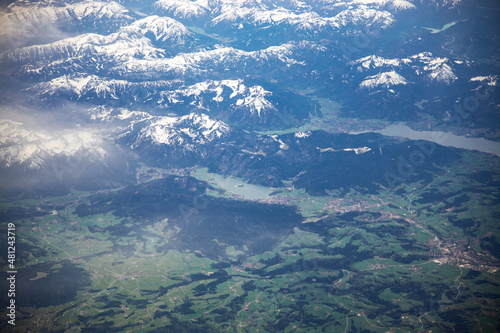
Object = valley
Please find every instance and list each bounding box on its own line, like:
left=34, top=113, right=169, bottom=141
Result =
left=0, top=0, right=499, bottom=331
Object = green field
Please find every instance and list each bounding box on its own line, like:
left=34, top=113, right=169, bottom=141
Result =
left=1, top=150, right=500, bottom=332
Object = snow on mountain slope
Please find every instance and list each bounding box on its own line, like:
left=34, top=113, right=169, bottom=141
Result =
left=168, top=79, right=249, bottom=103
left=112, top=42, right=306, bottom=79
left=160, top=79, right=276, bottom=116
left=388, top=0, right=416, bottom=10
left=4, top=16, right=198, bottom=79
left=359, top=71, right=408, bottom=89
left=212, top=7, right=314, bottom=26
left=87, top=106, right=152, bottom=126
left=28, top=75, right=182, bottom=102
left=351, top=52, right=457, bottom=85
left=350, top=0, right=416, bottom=10
left=470, top=75, right=498, bottom=87
left=411, top=52, right=457, bottom=84
left=353, top=0, right=461, bottom=10
left=6, top=21, right=313, bottom=81
left=334, top=6, right=394, bottom=28
left=211, top=5, right=394, bottom=31
left=125, top=113, right=231, bottom=153
left=28, top=75, right=310, bottom=131
left=152, top=0, right=406, bottom=35
left=0, top=0, right=134, bottom=48
left=154, top=0, right=209, bottom=20
left=232, top=86, right=275, bottom=117
left=7, top=15, right=194, bottom=64
left=120, top=15, right=194, bottom=45
left=0, top=119, right=109, bottom=170
left=28, top=74, right=313, bottom=132
left=86, top=107, right=234, bottom=154
left=413, top=0, right=462, bottom=9
left=351, top=55, right=411, bottom=69
left=12, top=32, right=163, bottom=65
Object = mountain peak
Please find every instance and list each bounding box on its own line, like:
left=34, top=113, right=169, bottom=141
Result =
left=127, top=113, right=231, bottom=152
left=360, top=70, right=408, bottom=90
left=154, top=0, right=209, bottom=20
left=121, top=15, right=193, bottom=44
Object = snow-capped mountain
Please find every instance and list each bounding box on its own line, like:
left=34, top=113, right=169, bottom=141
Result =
left=0, top=0, right=134, bottom=48
left=153, top=0, right=417, bottom=25
left=0, top=119, right=109, bottom=170
left=4, top=15, right=196, bottom=78
left=413, top=0, right=462, bottom=9
left=470, top=75, right=498, bottom=87
left=351, top=52, right=458, bottom=86
left=28, top=75, right=316, bottom=130
left=149, top=0, right=413, bottom=47
left=28, top=74, right=181, bottom=104
left=388, top=0, right=417, bottom=11
left=121, top=15, right=194, bottom=46
left=359, top=71, right=408, bottom=90
left=161, top=80, right=276, bottom=115
left=156, top=79, right=304, bottom=128
left=121, top=113, right=232, bottom=156
left=110, top=42, right=307, bottom=80
left=329, top=47, right=473, bottom=122
left=0, top=0, right=496, bottom=196
left=0, top=116, right=135, bottom=195
left=351, top=55, right=412, bottom=70
left=154, top=0, right=209, bottom=21
left=413, top=53, right=457, bottom=85
left=211, top=6, right=395, bottom=31
left=5, top=34, right=315, bottom=82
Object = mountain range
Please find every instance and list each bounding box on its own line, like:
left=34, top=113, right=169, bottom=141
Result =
left=0, top=0, right=498, bottom=195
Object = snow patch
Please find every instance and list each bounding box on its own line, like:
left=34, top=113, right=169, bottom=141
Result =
left=0, top=120, right=108, bottom=169
left=360, top=71, right=408, bottom=89
left=295, top=131, right=311, bottom=138
left=130, top=113, right=231, bottom=150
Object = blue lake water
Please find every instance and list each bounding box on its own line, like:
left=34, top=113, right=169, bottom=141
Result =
left=209, top=174, right=273, bottom=200
left=365, top=124, right=500, bottom=156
